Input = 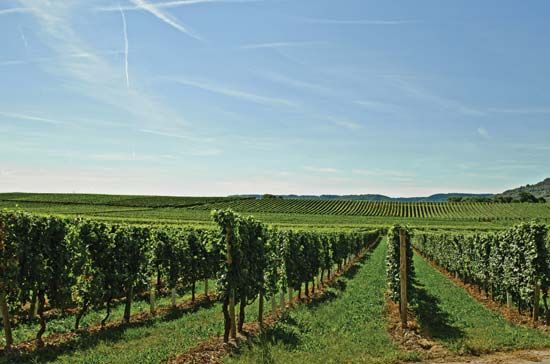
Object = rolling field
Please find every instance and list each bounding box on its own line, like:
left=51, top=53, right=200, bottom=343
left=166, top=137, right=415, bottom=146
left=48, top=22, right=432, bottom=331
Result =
left=1, top=193, right=549, bottom=231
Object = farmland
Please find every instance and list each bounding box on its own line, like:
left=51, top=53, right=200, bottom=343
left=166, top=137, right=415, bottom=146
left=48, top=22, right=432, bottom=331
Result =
left=1, top=193, right=549, bottom=231
left=0, top=193, right=549, bottom=364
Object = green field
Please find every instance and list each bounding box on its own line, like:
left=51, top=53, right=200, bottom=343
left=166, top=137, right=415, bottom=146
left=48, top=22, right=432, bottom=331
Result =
left=1, top=193, right=549, bottom=231
left=1, top=193, right=549, bottom=364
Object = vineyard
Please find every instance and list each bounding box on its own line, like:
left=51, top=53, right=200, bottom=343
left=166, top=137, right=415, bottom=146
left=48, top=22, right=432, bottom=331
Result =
left=0, top=194, right=550, bottom=363
left=195, top=198, right=550, bottom=220
left=1, top=194, right=550, bottom=231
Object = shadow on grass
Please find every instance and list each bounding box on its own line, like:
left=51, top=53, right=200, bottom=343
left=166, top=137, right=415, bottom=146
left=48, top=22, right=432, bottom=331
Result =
left=3, top=298, right=216, bottom=364
left=413, top=282, right=464, bottom=340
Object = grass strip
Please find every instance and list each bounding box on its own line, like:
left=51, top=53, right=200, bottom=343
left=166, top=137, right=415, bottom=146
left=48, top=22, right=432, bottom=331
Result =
left=413, top=253, right=550, bottom=355
left=225, top=239, right=416, bottom=364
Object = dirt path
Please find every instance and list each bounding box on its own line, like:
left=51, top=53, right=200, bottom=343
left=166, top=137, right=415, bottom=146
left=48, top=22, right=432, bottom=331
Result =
left=426, top=349, right=550, bottom=364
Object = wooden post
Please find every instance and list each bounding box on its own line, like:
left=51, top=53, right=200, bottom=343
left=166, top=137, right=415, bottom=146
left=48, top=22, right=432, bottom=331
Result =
left=150, top=279, right=156, bottom=314
left=271, top=293, right=277, bottom=314
left=533, top=283, right=541, bottom=323
left=507, top=291, right=512, bottom=309
left=288, top=287, right=292, bottom=306
left=171, top=288, right=177, bottom=308
left=258, top=290, right=264, bottom=328
left=226, top=228, right=237, bottom=341
left=0, top=289, right=13, bottom=349
left=399, top=229, right=408, bottom=329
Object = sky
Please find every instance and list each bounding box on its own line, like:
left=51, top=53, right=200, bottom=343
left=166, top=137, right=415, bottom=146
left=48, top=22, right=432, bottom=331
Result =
left=0, top=0, right=549, bottom=197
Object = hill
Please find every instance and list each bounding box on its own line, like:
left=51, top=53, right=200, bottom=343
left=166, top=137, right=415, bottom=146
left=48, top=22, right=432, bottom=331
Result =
left=499, top=178, right=550, bottom=200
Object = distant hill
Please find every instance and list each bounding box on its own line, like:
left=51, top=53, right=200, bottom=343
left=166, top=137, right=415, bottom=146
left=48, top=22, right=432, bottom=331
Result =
left=232, top=193, right=494, bottom=202
left=499, top=178, right=550, bottom=200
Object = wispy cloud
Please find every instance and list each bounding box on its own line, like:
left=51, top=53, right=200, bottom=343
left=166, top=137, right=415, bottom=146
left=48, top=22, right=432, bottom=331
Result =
left=0, top=50, right=124, bottom=68
left=324, top=116, right=362, bottom=130
left=241, top=41, right=327, bottom=49
left=18, top=0, right=188, bottom=130
left=352, top=168, right=414, bottom=181
left=305, top=166, right=339, bottom=173
left=301, top=18, right=417, bottom=25
left=97, top=0, right=261, bottom=12
left=119, top=5, right=130, bottom=88
left=0, top=7, right=32, bottom=16
left=170, top=78, right=298, bottom=107
left=389, top=77, right=485, bottom=116
left=0, top=111, right=66, bottom=125
left=19, top=26, right=29, bottom=51
left=258, top=70, right=331, bottom=94
left=139, top=128, right=214, bottom=143
left=129, top=0, right=201, bottom=40
left=487, top=107, right=550, bottom=115
left=477, top=126, right=489, bottom=139
left=355, top=100, right=399, bottom=113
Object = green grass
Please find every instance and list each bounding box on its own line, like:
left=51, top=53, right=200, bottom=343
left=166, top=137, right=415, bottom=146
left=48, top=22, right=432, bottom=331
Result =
left=0, top=281, right=213, bottom=346
left=226, top=239, right=416, bottom=364
left=0, top=281, right=232, bottom=364
left=413, top=253, right=550, bottom=355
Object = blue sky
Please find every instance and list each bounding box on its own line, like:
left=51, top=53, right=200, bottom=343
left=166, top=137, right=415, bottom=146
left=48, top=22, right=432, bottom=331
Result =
left=0, top=0, right=549, bottom=197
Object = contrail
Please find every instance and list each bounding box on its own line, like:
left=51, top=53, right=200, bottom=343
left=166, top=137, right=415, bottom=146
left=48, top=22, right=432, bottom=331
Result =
left=19, top=27, right=29, bottom=51
left=97, top=0, right=262, bottom=12
left=119, top=5, right=130, bottom=88
left=130, top=0, right=201, bottom=40
left=0, top=7, right=32, bottom=16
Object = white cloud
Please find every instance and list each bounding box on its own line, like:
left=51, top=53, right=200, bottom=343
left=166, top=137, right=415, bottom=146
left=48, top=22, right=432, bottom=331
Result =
left=0, top=7, right=32, bottom=16
left=97, top=0, right=261, bottom=12
left=0, top=111, right=67, bottom=125
left=355, top=100, right=399, bottom=113
left=325, top=116, right=362, bottom=130
left=119, top=5, right=130, bottom=88
left=304, top=166, right=339, bottom=173
left=17, top=0, right=188, bottom=131
left=301, top=18, right=417, bottom=25
left=388, top=77, right=485, bottom=116
left=487, top=107, right=550, bottom=115
left=170, top=78, right=297, bottom=107
left=241, top=41, right=327, bottom=49
left=257, top=70, right=331, bottom=94
left=139, top=128, right=214, bottom=143
left=129, top=0, right=201, bottom=40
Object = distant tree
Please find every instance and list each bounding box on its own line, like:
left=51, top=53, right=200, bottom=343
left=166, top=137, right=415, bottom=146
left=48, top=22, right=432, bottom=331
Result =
left=262, top=194, right=282, bottom=199
left=493, top=196, right=513, bottom=203
left=448, top=197, right=463, bottom=203
left=518, top=192, right=539, bottom=203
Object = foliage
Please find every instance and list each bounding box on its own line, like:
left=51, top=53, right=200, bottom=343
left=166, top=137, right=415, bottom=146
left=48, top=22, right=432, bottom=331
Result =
left=414, top=222, right=550, bottom=312
left=385, top=225, right=415, bottom=302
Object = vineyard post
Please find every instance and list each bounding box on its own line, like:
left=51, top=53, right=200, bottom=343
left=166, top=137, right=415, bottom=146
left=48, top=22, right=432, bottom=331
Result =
left=271, top=293, right=276, bottom=313
left=506, top=292, right=512, bottom=309
left=150, top=278, right=156, bottom=314
left=399, top=228, right=408, bottom=328
left=171, top=288, right=177, bottom=308
left=226, top=228, right=237, bottom=341
left=0, top=222, right=13, bottom=349
left=258, top=290, right=264, bottom=329
left=288, top=287, right=292, bottom=306
left=0, top=288, right=12, bottom=349
left=533, top=283, right=540, bottom=323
